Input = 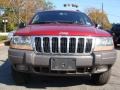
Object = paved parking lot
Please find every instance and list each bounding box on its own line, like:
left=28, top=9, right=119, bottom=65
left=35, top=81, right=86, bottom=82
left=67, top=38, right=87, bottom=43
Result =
left=0, top=46, right=120, bottom=90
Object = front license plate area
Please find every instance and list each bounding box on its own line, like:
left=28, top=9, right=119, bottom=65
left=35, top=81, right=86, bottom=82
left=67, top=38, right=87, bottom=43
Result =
left=50, top=58, right=76, bottom=71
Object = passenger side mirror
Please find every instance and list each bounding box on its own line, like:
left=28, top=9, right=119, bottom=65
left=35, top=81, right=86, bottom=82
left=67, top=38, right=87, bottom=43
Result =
left=19, top=22, right=26, bottom=28
left=95, top=24, right=103, bottom=29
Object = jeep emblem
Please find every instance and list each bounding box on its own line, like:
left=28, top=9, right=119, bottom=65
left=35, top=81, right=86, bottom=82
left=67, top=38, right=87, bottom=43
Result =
left=59, top=32, right=69, bottom=35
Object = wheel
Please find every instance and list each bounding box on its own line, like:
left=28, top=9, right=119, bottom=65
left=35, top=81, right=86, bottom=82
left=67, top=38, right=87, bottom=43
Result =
left=114, top=43, right=118, bottom=48
left=91, top=69, right=111, bottom=85
left=11, top=67, right=30, bottom=85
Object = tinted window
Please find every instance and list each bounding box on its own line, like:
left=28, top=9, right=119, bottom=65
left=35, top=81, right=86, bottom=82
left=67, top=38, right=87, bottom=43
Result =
left=31, top=11, right=93, bottom=26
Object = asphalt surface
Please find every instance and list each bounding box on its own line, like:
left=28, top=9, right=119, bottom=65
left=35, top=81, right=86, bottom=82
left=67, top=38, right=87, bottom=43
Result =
left=0, top=46, right=120, bottom=90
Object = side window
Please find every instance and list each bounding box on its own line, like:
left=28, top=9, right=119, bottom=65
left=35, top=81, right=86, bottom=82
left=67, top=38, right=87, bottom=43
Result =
left=32, top=15, right=40, bottom=24
left=79, top=16, right=85, bottom=25
left=83, top=16, right=92, bottom=26
left=79, top=13, right=93, bottom=26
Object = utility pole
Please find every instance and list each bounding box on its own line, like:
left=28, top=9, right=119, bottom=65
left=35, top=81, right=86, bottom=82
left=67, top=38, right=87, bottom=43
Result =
left=101, top=2, right=104, bottom=27
left=102, top=3, right=104, bottom=13
left=2, top=18, right=8, bottom=32
left=2, top=1, right=8, bottom=32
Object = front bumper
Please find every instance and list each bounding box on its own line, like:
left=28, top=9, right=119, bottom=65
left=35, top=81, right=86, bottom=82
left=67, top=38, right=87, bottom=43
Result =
left=8, top=49, right=116, bottom=75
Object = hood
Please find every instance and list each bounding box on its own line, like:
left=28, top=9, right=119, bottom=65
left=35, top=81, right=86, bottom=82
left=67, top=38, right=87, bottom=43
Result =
left=15, top=24, right=111, bottom=37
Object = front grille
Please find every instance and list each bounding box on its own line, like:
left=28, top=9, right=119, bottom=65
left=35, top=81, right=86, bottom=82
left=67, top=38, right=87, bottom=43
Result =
left=34, top=36, right=93, bottom=54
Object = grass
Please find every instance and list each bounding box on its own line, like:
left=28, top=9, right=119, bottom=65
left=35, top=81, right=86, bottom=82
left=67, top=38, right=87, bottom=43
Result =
left=0, top=36, right=7, bottom=43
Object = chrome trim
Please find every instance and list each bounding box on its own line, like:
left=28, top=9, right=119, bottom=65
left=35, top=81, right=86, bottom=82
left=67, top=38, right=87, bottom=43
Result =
left=41, top=37, right=44, bottom=53
left=91, top=38, right=96, bottom=52
left=66, top=38, right=68, bottom=53
left=31, top=37, right=35, bottom=50
left=83, top=37, right=87, bottom=53
left=75, top=37, right=78, bottom=53
left=49, top=37, right=52, bottom=53
left=58, top=36, right=61, bottom=53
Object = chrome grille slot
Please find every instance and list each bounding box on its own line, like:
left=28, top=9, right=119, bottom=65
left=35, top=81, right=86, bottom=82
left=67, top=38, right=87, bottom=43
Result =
left=43, top=37, right=50, bottom=53
left=77, top=38, right=84, bottom=53
left=61, top=38, right=67, bottom=53
left=69, top=38, right=76, bottom=53
left=52, top=37, right=58, bottom=53
left=35, top=37, right=41, bottom=52
left=85, top=39, right=92, bottom=53
left=34, top=36, right=93, bottom=54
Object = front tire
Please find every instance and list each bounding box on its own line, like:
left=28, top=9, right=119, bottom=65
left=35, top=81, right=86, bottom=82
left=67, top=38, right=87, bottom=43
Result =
left=114, top=43, right=118, bottom=48
left=91, top=69, right=111, bottom=85
left=11, top=67, right=30, bottom=85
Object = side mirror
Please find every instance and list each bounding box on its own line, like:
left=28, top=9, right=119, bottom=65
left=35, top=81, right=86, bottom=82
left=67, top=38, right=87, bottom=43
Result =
left=19, top=22, right=26, bottom=28
left=95, top=24, right=103, bottom=29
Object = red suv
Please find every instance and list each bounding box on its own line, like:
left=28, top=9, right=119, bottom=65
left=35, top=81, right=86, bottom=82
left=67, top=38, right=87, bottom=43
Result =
left=9, top=10, right=116, bottom=85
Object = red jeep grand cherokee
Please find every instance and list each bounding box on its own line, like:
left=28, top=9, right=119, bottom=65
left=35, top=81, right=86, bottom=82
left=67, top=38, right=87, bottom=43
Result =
left=9, top=10, right=116, bottom=85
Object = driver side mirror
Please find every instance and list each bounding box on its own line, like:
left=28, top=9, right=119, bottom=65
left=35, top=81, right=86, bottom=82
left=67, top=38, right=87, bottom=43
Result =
left=19, top=22, right=26, bottom=28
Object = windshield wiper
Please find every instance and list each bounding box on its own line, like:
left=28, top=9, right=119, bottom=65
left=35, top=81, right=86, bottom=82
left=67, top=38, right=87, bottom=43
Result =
left=32, top=21, right=58, bottom=24
left=57, top=21, right=85, bottom=25
left=32, top=21, right=84, bottom=25
left=57, top=21, right=75, bottom=24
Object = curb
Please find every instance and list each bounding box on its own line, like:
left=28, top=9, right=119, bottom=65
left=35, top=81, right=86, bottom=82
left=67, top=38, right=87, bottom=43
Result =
left=0, top=40, right=10, bottom=47
left=0, top=43, right=4, bottom=47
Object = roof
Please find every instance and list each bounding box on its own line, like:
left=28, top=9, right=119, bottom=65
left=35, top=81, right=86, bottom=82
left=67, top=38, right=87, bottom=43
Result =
left=36, top=10, right=81, bottom=13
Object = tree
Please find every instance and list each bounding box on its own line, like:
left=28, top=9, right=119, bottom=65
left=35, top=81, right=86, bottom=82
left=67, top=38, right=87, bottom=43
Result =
left=42, top=1, right=55, bottom=10
left=0, top=0, right=54, bottom=32
left=85, top=8, right=112, bottom=30
left=0, top=0, right=54, bottom=22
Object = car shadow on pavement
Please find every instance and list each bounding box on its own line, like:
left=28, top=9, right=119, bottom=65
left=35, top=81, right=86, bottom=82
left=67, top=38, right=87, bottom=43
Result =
left=0, top=59, right=15, bottom=85
left=0, top=59, right=93, bottom=89
left=26, top=75, right=91, bottom=88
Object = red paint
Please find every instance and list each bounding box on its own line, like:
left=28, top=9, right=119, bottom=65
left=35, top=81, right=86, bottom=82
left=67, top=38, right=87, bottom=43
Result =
left=15, top=24, right=111, bottom=37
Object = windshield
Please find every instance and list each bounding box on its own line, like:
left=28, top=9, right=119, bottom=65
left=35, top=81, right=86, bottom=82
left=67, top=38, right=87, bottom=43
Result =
left=31, top=11, right=93, bottom=26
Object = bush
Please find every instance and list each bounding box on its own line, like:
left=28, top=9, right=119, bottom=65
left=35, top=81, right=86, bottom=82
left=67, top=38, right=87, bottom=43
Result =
left=0, top=17, right=16, bottom=32
left=0, top=36, right=7, bottom=42
left=7, top=23, right=16, bottom=32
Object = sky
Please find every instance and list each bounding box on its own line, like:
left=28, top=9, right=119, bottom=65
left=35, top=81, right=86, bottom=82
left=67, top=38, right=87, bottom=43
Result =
left=50, top=0, right=120, bottom=23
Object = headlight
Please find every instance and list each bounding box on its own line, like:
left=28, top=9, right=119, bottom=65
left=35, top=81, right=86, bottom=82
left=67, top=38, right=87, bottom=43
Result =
left=10, top=36, right=32, bottom=50
left=12, top=36, right=31, bottom=45
left=94, top=37, right=114, bottom=51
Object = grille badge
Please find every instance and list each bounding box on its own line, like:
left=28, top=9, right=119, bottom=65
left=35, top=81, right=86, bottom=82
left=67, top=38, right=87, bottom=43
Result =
left=59, top=32, right=69, bottom=35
